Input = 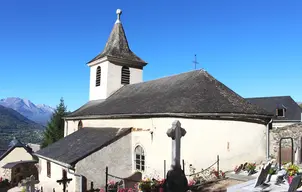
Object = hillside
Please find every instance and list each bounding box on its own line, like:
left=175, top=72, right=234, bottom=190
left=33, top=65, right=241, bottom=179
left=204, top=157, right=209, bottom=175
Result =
left=0, top=105, right=44, bottom=150
left=0, top=97, right=54, bottom=126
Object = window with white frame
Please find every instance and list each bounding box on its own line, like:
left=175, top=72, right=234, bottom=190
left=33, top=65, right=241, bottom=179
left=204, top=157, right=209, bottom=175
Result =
left=135, top=145, right=145, bottom=171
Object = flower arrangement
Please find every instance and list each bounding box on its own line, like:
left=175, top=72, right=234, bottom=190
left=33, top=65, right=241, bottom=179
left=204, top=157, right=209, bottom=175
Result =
left=210, top=169, right=225, bottom=179
left=188, top=179, right=196, bottom=186
left=246, top=163, right=256, bottom=172
left=107, top=180, right=118, bottom=192
left=285, top=163, right=300, bottom=176
left=152, top=178, right=165, bottom=191
left=138, top=177, right=153, bottom=192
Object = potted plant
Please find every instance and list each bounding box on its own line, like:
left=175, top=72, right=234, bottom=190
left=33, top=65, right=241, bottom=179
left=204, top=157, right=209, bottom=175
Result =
left=246, top=163, right=257, bottom=175
left=285, top=163, right=300, bottom=184
left=138, top=177, right=153, bottom=192
left=267, top=167, right=277, bottom=182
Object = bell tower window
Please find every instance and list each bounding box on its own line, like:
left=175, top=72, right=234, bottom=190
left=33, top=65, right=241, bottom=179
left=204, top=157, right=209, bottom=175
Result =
left=121, top=66, right=130, bottom=85
left=96, top=66, right=101, bottom=87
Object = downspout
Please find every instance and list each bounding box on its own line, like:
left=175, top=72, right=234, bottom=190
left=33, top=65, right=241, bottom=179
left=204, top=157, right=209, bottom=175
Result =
left=67, top=166, right=83, bottom=192
left=267, top=119, right=273, bottom=161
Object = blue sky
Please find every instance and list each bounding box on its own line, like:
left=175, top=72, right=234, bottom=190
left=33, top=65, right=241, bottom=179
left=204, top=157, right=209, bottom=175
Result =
left=0, top=0, right=301, bottom=111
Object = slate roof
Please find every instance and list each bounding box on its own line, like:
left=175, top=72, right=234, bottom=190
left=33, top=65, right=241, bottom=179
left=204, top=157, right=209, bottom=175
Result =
left=246, top=96, right=302, bottom=121
left=87, top=15, right=147, bottom=68
left=2, top=160, right=37, bottom=169
left=67, top=70, right=272, bottom=120
left=0, top=149, right=6, bottom=157
left=35, top=127, right=131, bottom=166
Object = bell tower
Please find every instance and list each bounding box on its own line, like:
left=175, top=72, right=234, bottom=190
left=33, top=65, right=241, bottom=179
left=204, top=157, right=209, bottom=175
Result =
left=87, top=9, right=147, bottom=101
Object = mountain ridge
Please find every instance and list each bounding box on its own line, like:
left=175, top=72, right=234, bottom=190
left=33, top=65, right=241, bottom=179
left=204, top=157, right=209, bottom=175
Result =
left=0, top=105, right=44, bottom=150
left=0, top=97, right=54, bottom=126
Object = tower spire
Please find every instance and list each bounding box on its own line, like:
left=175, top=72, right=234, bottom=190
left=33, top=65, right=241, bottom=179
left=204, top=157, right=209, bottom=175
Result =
left=87, top=9, right=147, bottom=66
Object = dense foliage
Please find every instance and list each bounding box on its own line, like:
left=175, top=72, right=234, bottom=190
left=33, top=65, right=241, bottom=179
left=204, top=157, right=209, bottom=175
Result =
left=41, top=98, right=68, bottom=148
left=0, top=105, right=44, bottom=150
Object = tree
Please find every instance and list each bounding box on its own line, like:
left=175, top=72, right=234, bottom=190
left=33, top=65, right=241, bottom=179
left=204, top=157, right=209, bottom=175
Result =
left=299, top=103, right=302, bottom=108
left=41, top=98, right=68, bottom=148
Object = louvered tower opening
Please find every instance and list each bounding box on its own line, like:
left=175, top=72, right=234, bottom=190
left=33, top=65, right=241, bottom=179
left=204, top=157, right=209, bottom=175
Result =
left=96, top=66, right=101, bottom=86
left=121, top=66, right=130, bottom=84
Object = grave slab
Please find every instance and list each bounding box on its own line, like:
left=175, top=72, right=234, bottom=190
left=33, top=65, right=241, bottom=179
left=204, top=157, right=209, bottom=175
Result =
left=227, top=174, right=302, bottom=192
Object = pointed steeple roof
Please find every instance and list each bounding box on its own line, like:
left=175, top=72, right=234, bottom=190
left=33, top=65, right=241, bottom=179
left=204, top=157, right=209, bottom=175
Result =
left=88, top=9, right=147, bottom=68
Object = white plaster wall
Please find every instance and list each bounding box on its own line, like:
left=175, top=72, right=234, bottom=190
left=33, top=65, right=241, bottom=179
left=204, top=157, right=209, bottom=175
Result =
left=89, top=61, right=109, bottom=101
left=89, top=60, right=143, bottom=101
left=65, top=120, right=80, bottom=136
left=37, top=158, right=75, bottom=192
left=66, top=118, right=267, bottom=178
left=273, top=122, right=297, bottom=129
left=0, top=147, right=33, bottom=177
left=129, top=67, right=143, bottom=84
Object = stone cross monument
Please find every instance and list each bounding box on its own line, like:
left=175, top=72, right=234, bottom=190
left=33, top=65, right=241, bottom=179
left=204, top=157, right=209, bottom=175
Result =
left=20, top=175, right=39, bottom=192
left=164, top=120, right=189, bottom=192
left=166, top=120, right=187, bottom=168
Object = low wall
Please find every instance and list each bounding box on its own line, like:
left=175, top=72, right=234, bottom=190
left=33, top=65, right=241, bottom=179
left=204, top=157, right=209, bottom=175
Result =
left=269, top=123, right=302, bottom=163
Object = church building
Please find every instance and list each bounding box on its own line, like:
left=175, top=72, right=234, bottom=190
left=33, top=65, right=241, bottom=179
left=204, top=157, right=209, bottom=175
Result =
left=35, top=9, right=273, bottom=192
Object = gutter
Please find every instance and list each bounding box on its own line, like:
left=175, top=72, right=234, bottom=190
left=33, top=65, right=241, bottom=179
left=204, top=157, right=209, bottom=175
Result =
left=34, top=153, right=83, bottom=192
left=273, top=120, right=301, bottom=122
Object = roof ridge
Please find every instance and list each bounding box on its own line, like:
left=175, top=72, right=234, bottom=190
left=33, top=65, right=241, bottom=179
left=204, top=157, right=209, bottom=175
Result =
left=124, top=69, right=206, bottom=86
left=246, top=96, right=292, bottom=99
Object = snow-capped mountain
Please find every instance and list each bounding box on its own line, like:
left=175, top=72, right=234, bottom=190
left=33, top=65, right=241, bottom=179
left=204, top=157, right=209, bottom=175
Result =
left=0, top=97, right=55, bottom=126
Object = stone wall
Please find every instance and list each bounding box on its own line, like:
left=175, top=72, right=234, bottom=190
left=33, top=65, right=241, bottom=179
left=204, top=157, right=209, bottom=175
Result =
left=75, top=132, right=132, bottom=191
left=269, top=123, right=302, bottom=162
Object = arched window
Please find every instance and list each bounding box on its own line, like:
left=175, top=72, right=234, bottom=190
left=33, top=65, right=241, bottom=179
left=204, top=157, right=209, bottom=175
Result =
left=78, top=120, right=83, bottom=130
left=96, top=66, right=101, bottom=87
left=121, top=66, right=130, bottom=84
left=135, top=145, right=145, bottom=171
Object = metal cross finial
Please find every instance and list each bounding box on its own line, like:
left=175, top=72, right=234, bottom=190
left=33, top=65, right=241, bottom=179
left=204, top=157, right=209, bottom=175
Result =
left=192, top=54, right=199, bottom=70
left=116, top=9, right=122, bottom=24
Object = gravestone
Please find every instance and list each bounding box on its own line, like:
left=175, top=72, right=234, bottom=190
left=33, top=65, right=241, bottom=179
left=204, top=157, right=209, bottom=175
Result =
left=243, top=162, right=248, bottom=171
left=254, top=162, right=272, bottom=188
left=123, top=172, right=142, bottom=189
left=288, top=175, right=302, bottom=192
left=164, top=120, right=188, bottom=192
left=235, top=164, right=243, bottom=174
left=20, top=175, right=39, bottom=192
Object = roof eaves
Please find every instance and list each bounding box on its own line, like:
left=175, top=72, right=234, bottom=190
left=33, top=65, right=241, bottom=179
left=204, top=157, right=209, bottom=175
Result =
left=34, top=153, right=73, bottom=169
left=64, top=112, right=273, bottom=122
